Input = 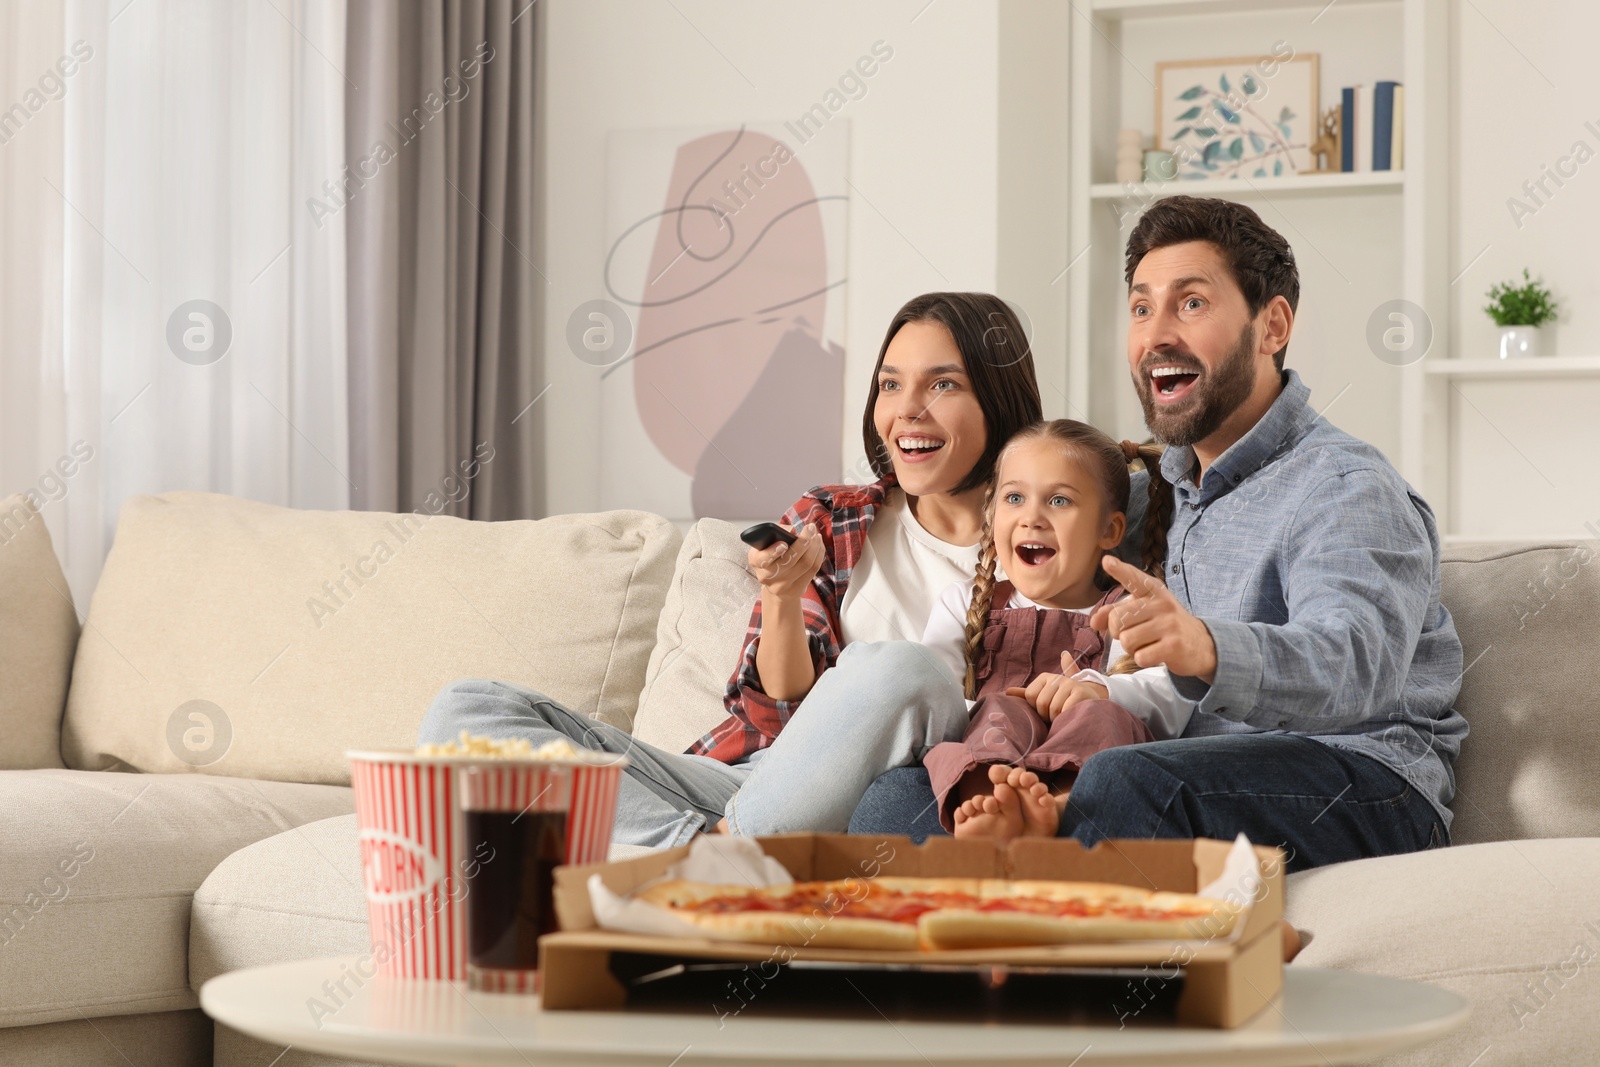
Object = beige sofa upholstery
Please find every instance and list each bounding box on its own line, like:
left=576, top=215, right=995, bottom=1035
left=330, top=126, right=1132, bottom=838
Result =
left=1430, top=541, right=1600, bottom=844
left=0, top=494, right=682, bottom=1066
left=4, top=496, right=1598, bottom=1066
left=0, top=494, right=78, bottom=769
left=1280, top=540, right=1600, bottom=1066
left=0, top=770, right=352, bottom=1032
left=62, top=493, right=680, bottom=783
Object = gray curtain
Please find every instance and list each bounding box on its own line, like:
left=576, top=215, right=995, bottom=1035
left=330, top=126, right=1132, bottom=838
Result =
left=344, top=0, right=541, bottom=518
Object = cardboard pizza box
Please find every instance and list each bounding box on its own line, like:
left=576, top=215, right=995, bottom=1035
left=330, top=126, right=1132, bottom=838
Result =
left=541, top=834, right=1284, bottom=1028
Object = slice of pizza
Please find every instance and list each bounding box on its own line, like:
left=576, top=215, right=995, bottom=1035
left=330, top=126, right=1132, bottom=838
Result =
left=916, top=879, right=1241, bottom=950
left=633, top=878, right=924, bottom=950
left=632, top=876, right=1241, bottom=952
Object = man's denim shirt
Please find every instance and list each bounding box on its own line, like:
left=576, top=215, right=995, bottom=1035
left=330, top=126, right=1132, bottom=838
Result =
left=1148, top=369, right=1469, bottom=829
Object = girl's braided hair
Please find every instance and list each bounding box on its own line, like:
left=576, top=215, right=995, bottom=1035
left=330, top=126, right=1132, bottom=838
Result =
left=960, top=420, right=1173, bottom=697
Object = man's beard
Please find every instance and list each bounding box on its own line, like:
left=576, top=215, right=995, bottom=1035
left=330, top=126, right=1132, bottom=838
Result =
left=1134, top=322, right=1257, bottom=448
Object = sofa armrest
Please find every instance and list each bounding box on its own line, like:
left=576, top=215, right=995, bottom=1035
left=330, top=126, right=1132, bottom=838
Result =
left=0, top=494, right=79, bottom=769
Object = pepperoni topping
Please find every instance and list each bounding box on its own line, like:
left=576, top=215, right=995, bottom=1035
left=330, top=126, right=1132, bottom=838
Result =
left=680, top=883, right=1201, bottom=925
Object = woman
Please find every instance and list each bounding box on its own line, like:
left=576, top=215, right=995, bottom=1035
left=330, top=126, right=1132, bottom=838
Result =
left=418, top=292, right=1042, bottom=848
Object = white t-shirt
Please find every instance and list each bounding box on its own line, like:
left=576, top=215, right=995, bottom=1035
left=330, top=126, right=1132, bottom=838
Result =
left=921, top=578, right=1194, bottom=740
left=837, top=490, right=980, bottom=647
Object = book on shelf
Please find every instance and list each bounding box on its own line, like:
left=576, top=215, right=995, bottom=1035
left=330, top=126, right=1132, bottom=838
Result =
left=1338, top=80, right=1403, bottom=173
left=1340, top=86, right=1357, bottom=172
left=1373, top=80, right=1399, bottom=170
left=1390, top=84, right=1405, bottom=170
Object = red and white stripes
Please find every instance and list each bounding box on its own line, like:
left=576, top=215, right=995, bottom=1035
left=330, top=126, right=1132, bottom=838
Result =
left=466, top=966, right=542, bottom=995
left=460, top=762, right=573, bottom=816
left=566, top=761, right=623, bottom=865
left=350, top=755, right=462, bottom=981
left=349, top=751, right=626, bottom=984
left=458, top=759, right=622, bottom=866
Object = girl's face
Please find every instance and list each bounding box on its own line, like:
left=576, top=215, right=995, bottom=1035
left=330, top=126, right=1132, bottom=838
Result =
left=873, top=321, right=987, bottom=499
left=992, top=438, right=1126, bottom=609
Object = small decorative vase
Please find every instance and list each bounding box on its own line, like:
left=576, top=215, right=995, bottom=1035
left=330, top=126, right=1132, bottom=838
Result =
left=1115, top=128, right=1145, bottom=184
left=1143, top=150, right=1177, bottom=183
left=1497, top=325, right=1542, bottom=360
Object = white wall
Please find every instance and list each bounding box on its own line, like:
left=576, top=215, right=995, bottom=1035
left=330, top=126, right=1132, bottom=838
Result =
left=997, top=0, right=1072, bottom=422
left=1448, top=0, right=1600, bottom=538
left=538, top=0, right=1001, bottom=517
left=539, top=0, right=1598, bottom=539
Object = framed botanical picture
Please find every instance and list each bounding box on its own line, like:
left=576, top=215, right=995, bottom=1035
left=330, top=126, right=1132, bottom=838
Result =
left=1155, top=51, right=1319, bottom=180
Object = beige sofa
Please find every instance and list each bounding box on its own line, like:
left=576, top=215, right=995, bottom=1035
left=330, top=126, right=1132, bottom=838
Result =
left=1, top=491, right=1596, bottom=1067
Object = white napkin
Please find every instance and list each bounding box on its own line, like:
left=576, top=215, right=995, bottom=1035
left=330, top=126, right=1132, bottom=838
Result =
left=588, top=835, right=793, bottom=938
left=1193, top=832, right=1265, bottom=939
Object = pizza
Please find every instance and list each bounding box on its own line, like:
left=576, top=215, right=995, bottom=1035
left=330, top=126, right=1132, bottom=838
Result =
left=634, top=875, right=1239, bottom=951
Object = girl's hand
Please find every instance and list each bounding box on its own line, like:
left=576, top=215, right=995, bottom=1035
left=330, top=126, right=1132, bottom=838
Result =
left=748, top=522, right=825, bottom=604
left=1005, top=675, right=1110, bottom=721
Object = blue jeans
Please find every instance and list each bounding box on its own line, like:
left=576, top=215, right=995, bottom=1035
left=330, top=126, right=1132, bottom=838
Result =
left=847, top=734, right=1447, bottom=872
left=419, top=640, right=967, bottom=849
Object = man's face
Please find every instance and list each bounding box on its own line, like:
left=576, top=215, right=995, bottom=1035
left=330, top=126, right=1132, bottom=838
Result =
left=1126, top=241, right=1266, bottom=447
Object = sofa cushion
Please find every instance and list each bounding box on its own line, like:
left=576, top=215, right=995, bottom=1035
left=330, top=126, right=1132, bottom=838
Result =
left=62, top=493, right=681, bottom=785
left=0, top=494, right=78, bottom=770
left=0, top=770, right=352, bottom=1029
left=1287, top=839, right=1600, bottom=1067
left=0, top=1009, right=211, bottom=1067
left=212, top=1023, right=382, bottom=1067
left=1440, top=540, right=1600, bottom=844
left=189, top=815, right=370, bottom=989
left=632, top=518, right=758, bottom=755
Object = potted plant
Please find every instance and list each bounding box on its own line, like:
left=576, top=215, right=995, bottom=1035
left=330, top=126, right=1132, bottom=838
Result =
left=1483, top=269, right=1558, bottom=359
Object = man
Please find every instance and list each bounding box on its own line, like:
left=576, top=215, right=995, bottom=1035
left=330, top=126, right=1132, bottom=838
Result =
left=850, top=195, right=1467, bottom=872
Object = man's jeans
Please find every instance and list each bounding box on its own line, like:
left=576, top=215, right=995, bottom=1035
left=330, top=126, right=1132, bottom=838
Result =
left=418, top=640, right=967, bottom=850
left=848, top=734, right=1447, bottom=872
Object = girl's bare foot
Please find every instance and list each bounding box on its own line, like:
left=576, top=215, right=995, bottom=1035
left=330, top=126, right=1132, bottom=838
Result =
left=952, top=783, right=1026, bottom=840
left=954, top=766, right=1057, bottom=840
left=996, top=766, right=1060, bottom=837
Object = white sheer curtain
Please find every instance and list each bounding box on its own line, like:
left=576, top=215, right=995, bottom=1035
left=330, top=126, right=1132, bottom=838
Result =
left=35, top=0, right=350, bottom=605
left=0, top=0, right=69, bottom=563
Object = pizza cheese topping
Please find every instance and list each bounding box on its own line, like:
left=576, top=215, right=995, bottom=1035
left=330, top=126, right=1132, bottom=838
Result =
left=691, top=885, right=974, bottom=924
left=638, top=876, right=1239, bottom=950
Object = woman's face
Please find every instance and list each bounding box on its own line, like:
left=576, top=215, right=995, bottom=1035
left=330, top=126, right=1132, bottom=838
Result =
left=873, top=320, right=988, bottom=498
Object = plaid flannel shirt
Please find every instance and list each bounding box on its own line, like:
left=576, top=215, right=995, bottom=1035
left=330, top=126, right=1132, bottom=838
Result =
left=688, top=475, right=895, bottom=763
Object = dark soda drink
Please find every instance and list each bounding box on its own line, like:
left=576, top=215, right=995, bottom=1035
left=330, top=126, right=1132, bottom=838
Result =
left=464, top=809, right=567, bottom=972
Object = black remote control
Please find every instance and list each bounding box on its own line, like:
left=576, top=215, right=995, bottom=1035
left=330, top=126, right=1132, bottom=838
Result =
left=740, top=522, right=798, bottom=550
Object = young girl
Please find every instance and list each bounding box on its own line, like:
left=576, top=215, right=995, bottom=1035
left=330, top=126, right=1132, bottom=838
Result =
left=921, top=419, right=1190, bottom=839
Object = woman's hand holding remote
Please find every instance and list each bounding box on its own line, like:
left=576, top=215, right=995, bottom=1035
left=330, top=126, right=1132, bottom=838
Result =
left=750, top=523, right=827, bottom=702
left=747, top=522, right=824, bottom=601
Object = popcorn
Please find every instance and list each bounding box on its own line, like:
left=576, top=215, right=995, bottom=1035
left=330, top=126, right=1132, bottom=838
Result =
left=414, top=730, right=584, bottom=761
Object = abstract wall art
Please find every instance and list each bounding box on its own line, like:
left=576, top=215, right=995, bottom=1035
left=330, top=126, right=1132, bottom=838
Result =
left=599, top=121, right=850, bottom=522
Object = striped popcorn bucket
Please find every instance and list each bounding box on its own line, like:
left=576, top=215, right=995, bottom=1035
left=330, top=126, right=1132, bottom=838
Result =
left=460, top=759, right=626, bottom=994
left=346, top=750, right=625, bottom=983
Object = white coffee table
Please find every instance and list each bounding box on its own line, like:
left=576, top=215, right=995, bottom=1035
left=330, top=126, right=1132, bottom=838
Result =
left=201, top=955, right=1467, bottom=1067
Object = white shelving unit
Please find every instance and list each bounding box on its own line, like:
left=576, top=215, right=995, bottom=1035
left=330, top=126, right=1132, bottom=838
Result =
left=1066, top=0, right=1457, bottom=527
left=1421, top=356, right=1600, bottom=380
left=1089, top=170, right=1404, bottom=200
left=1091, top=0, right=1400, bottom=17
